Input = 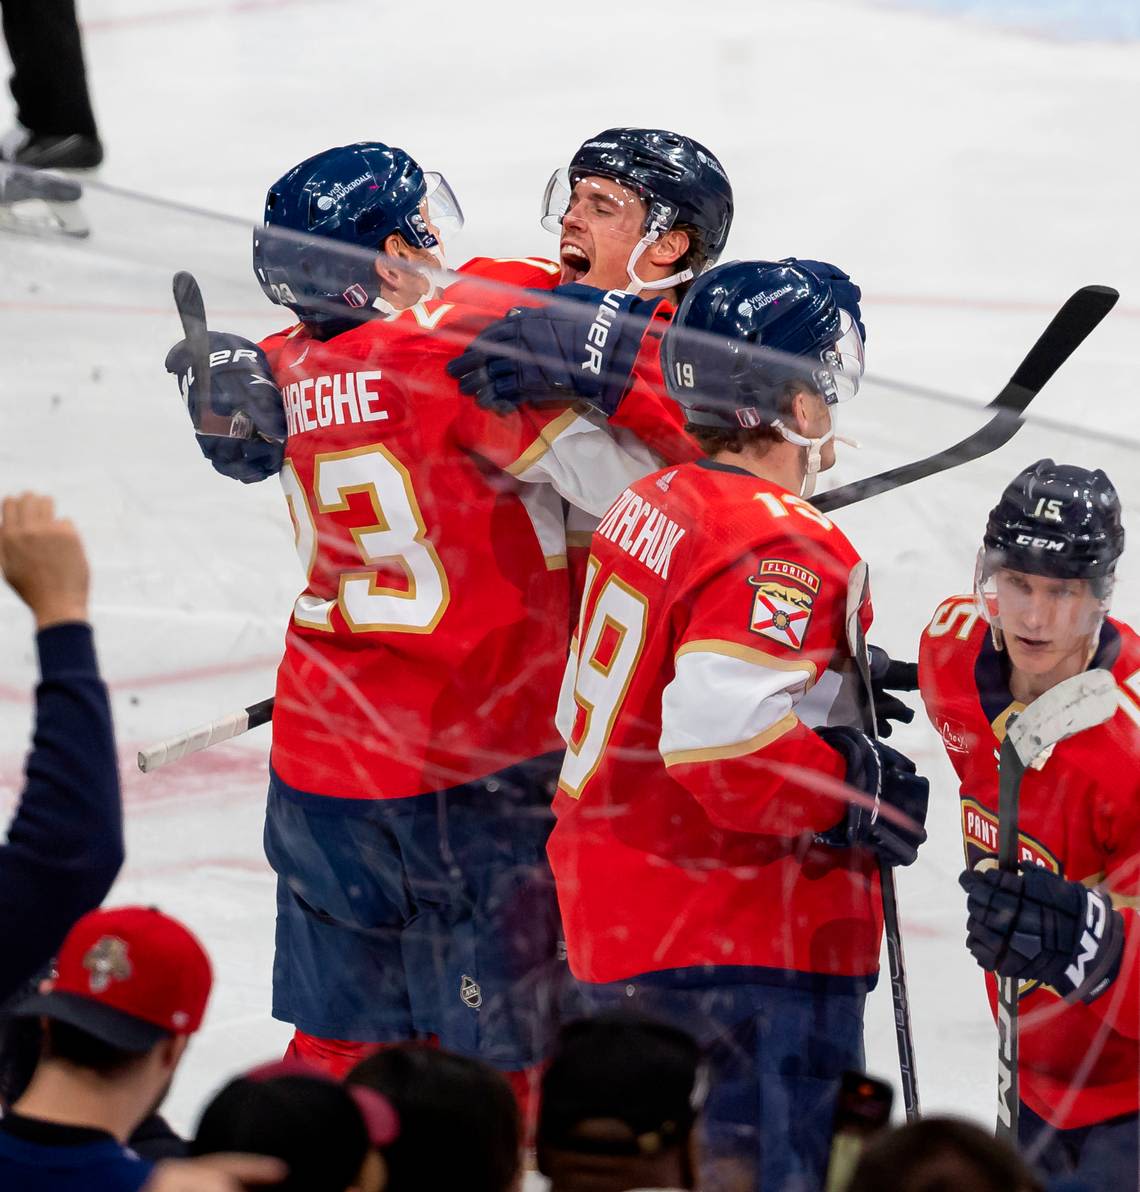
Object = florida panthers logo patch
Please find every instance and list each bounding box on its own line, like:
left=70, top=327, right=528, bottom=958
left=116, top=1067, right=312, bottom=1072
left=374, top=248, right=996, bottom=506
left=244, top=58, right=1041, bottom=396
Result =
left=748, top=560, right=819, bottom=650
left=83, top=936, right=132, bottom=994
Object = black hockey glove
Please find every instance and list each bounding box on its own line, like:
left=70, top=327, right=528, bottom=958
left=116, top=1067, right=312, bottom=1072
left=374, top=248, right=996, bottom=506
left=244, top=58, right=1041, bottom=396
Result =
left=959, top=864, right=1124, bottom=1002
left=165, top=332, right=287, bottom=484
left=446, top=284, right=664, bottom=417
left=813, top=726, right=929, bottom=867
left=867, top=645, right=918, bottom=739
left=784, top=259, right=866, bottom=344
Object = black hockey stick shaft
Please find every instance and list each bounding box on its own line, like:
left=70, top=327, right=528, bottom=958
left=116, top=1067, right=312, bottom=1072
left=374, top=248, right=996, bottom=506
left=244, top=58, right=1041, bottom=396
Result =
left=172, top=270, right=257, bottom=440
left=846, top=564, right=921, bottom=1121
left=814, top=285, right=1119, bottom=514
left=995, top=731, right=1025, bottom=1144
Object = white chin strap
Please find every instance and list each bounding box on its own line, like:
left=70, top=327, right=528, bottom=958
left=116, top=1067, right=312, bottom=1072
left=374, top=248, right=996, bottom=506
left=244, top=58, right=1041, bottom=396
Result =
left=374, top=245, right=450, bottom=318
left=622, top=231, right=693, bottom=297
left=772, top=406, right=837, bottom=499
left=772, top=406, right=860, bottom=498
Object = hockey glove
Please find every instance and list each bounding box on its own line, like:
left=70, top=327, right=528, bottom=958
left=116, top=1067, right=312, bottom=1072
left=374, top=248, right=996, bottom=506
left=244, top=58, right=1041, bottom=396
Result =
left=813, top=726, right=929, bottom=866
left=165, top=332, right=287, bottom=484
left=867, top=645, right=918, bottom=739
left=445, top=284, right=665, bottom=417
left=784, top=259, right=866, bottom=344
left=959, top=864, right=1124, bottom=1002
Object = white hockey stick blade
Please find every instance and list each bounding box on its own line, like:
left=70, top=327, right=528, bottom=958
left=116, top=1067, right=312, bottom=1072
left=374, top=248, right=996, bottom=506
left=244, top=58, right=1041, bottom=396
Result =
left=138, top=707, right=253, bottom=772
left=1006, top=669, right=1118, bottom=768
left=844, top=561, right=870, bottom=649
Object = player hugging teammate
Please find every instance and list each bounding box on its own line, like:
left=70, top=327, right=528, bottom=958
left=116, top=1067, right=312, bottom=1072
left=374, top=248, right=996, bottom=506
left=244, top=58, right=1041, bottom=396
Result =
left=160, top=117, right=1135, bottom=1191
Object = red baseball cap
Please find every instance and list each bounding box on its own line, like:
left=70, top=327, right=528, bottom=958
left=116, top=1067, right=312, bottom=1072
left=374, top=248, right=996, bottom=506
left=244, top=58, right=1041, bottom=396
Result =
left=17, top=906, right=213, bottom=1052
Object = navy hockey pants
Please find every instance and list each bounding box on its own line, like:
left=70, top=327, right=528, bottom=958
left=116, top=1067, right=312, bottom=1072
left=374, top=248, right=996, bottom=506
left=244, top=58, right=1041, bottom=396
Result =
left=1021, top=1102, right=1140, bottom=1187
left=264, top=753, right=569, bottom=1070
left=577, top=970, right=868, bottom=1192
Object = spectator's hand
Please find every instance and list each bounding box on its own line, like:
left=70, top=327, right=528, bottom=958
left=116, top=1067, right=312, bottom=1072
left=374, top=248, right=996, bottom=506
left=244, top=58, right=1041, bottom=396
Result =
left=143, top=1154, right=288, bottom=1191
left=0, top=493, right=90, bottom=629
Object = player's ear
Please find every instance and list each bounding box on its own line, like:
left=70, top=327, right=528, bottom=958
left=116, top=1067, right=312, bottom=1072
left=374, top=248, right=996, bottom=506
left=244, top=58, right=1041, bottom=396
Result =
left=374, top=233, right=411, bottom=287
left=788, top=386, right=817, bottom=435
left=647, top=226, right=690, bottom=267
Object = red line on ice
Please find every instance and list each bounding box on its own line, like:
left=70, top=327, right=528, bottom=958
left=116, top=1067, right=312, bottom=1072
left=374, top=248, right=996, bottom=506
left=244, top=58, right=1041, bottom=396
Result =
left=0, top=654, right=279, bottom=704
left=82, top=0, right=321, bottom=34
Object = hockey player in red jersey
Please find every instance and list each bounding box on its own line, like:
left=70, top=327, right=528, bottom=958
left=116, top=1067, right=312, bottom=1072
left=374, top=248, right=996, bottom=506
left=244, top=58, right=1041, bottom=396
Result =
left=919, top=460, right=1140, bottom=1185
left=164, top=143, right=669, bottom=1111
left=449, top=128, right=864, bottom=470
left=546, top=260, right=930, bottom=1191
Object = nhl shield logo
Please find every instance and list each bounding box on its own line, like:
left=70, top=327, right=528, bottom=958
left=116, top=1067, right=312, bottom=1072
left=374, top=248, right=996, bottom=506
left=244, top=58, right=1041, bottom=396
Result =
left=460, top=975, right=483, bottom=1010
left=83, top=936, right=132, bottom=994
left=748, top=559, right=820, bottom=651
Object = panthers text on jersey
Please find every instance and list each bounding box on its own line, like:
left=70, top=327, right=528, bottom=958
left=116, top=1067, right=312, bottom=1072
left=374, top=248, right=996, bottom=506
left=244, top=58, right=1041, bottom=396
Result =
left=920, top=597, right=1140, bottom=1129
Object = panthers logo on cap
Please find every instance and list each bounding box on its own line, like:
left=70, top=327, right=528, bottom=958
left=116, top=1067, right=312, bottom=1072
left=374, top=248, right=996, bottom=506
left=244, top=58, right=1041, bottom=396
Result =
left=83, top=936, right=132, bottom=994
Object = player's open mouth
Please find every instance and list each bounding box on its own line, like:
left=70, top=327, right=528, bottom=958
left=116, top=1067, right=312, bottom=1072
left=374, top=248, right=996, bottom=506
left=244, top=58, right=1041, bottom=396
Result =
left=1014, top=635, right=1050, bottom=651
left=560, top=241, right=590, bottom=282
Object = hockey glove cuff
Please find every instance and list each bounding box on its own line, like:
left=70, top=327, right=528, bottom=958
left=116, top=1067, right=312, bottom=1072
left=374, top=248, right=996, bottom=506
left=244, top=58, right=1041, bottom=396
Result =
left=165, top=332, right=287, bottom=484
left=960, top=864, right=1124, bottom=1002
left=867, top=645, right=918, bottom=738
left=783, top=259, right=866, bottom=344
left=814, top=726, right=929, bottom=867
left=446, top=284, right=664, bottom=417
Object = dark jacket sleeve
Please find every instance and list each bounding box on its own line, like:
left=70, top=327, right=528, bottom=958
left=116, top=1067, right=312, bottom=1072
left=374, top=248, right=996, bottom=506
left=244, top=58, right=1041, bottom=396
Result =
left=0, top=623, right=123, bottom=1003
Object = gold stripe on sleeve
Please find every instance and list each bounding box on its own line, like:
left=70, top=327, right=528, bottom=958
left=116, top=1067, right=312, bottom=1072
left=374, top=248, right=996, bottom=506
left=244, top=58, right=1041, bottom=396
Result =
left=663, top=712, right=799, bottom=768
left=504, top=408, right=583, bottom=477
left=675, top=638, right=818, bottom=682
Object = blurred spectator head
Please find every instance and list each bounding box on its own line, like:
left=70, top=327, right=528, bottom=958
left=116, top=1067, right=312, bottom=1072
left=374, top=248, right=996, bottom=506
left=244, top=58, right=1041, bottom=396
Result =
left=192, top=1059, right=397, bottom=1192
left=845, top=1116, right=1044, bottom=1192
left=11, top=906, right=211, bottom=1135
left=536, top=1015, right=704, bottom=1192
left=0, top=971, right=49, bottom=1108
left=347, top=1044, right=521, bottom=1192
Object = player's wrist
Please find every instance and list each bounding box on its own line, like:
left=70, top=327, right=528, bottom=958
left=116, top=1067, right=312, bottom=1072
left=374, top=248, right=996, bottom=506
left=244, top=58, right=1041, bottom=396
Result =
left=33, top=600, right=90, bottom=630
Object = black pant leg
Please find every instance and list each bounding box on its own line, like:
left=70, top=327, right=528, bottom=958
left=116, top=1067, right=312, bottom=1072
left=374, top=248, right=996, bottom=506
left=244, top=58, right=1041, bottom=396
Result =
left=1, top=0, right=98, bottom=137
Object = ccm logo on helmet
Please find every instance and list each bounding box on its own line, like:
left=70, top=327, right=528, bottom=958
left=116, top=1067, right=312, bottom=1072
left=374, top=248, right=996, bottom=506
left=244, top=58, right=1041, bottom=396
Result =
left=1014, top=533, right=1065, bottom=551
left=581, top=290, right=624, bottom=376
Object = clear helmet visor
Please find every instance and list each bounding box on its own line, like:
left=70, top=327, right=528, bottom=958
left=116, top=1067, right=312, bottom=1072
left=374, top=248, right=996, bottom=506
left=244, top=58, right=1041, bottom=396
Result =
left=421, top=171, right=464, bottom=243
left=973, top=548, right=1112, bottom=639
left=815, top=310, right=865, bottom=404
left=540, top=168, right=664, bottom=235
left=540, top=167, right=572, bottom=234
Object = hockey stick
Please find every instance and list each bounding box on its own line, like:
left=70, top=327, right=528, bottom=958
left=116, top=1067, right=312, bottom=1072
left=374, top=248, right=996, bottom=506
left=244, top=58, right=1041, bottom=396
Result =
left=993, top=668, right=1118, bottom=1143
left=845, top=561, right=921, bottom=1121
left=814, top=285, right=1119, bottom=513
left=137, top=697, right=275, bottom=773
left=139, top=286, right=1119, bottom=772
left=172, top=270, right=257, bottom=440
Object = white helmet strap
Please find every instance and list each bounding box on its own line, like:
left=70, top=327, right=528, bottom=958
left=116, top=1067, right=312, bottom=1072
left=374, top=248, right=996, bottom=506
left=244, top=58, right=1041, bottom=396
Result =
left=622, top=227, right=694, bottom=297
left=772, top=409, right=836, bottom=498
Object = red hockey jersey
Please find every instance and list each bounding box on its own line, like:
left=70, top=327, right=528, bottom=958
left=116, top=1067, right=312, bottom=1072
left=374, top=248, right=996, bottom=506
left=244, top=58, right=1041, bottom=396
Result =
left=259, top=257, right=661, bottom=799
left=547, top=459, right=882, bottom=985
left=919, top=597, right=1140, bottom=1129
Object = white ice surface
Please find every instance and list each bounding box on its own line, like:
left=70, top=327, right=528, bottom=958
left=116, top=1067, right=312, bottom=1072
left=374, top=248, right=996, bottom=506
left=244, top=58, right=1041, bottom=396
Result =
left=1, top=0, right=1138, bottom=1140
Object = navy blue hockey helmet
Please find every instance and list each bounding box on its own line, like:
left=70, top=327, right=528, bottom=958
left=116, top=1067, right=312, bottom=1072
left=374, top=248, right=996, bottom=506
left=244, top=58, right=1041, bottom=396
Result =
left=662, top=259, right=864, bottom=429
left=542, top=128, right=734, bottom=273
left=981, top=460, right=1124, bottom=585
left=252, top=142, right=462, bottom=327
